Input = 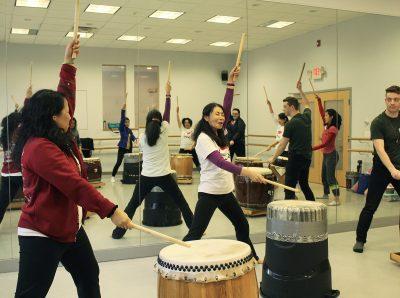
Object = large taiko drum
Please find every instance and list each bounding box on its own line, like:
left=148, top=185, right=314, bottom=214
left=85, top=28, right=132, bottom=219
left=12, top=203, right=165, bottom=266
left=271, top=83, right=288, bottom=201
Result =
left=234, top=156, right=263, bottom=168
left=170, top=153, right=193, bottom=184
left=155, top=239, right=259, bottom=298
left=83, top=157, right=102, bottom=182
left=260, top=200, right=339, bottom=298
left=234, top=167, right=276, bottom=209
left=122, top=153, right=142, bottom=184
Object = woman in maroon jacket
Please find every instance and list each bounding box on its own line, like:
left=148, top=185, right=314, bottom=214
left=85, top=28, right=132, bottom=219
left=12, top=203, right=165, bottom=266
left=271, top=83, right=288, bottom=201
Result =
left=12, top=39, right=133, bottom=298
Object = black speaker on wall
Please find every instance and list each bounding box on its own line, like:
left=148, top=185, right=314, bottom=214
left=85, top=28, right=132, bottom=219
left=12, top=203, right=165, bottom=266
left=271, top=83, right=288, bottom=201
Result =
left=221, top=70, right=228, bottom=82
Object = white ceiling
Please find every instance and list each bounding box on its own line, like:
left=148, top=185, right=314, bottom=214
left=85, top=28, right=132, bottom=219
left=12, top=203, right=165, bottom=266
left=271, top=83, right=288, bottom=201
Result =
left=0, top=0, right=363, bottom=54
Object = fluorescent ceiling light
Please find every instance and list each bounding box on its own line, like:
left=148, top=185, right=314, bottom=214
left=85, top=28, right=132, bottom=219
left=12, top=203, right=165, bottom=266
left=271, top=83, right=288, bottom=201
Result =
left=85, top=4, right=120, bottom=14
left=266, top=21, right=295, bottom=29
left=207, top=15, right=240, bottom=24
left=149, top=10, right=184, bottom=20
left=66, top=31, right=93, bottom=38
left=117, top=35, right=145, bottom=41
left=166, top=39, right=191, bottom=44
left=209, top=41, right=234, bottom=47
left=11, top=28, right=30, bottom=35
left=15, top=0, right=50, bottom=8
left=147, top=67, right=152, bottom=70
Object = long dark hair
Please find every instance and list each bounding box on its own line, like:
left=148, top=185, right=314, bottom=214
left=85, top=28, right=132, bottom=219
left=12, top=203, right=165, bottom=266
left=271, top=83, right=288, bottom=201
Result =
left=193, top=103, right=228, bottom=148
left=278, top=112, right=288, bottom=124
left=145, top=109, right=162, bottom=147
left=1, top=112, right=22, bottom=150
left=326, top=109, right=342, bottom=130
left=12, top=89, right=73, bottom=167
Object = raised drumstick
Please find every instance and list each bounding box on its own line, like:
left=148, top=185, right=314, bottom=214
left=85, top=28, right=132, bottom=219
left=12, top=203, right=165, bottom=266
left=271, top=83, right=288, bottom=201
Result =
left=298, top=62, right=306, bottom=82
left=167, top=60, right=171, bottom=82
left=308, top=78, right=318, bottom=97
left=29, top=61, right=33, bottom=86
left=235, top=33, right=246, bottom=67
left=72, top=0, right=80, bottom=59
left=263, top=85, right=269, bottom=103
left=128, top=222, right=191, bottom=248
left=176, top=96, right=179, bottom=107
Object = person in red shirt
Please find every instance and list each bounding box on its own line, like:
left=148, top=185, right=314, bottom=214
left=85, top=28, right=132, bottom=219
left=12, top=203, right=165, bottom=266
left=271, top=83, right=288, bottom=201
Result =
left=12, top=38, right=133, bottom=298
left=312, top=95, right=342, bottom=206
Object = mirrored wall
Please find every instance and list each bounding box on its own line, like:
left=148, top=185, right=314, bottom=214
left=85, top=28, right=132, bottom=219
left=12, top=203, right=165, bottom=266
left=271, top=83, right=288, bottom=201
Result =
left=0, top=0, right=399, bottom=264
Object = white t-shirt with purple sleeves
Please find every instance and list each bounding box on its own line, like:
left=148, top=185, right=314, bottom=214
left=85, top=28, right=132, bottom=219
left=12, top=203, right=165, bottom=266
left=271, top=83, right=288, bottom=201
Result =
left=195, top=132, right=234, bottom=194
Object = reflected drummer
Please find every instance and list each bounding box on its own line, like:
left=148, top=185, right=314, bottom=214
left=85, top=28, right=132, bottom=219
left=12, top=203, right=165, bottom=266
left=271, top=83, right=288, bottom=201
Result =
left=112, top=81, right=194, bottom=239
left=183, top=65, right=266, bottom=261
left=268, top=81, right=315, bottom=201
left=111, top=101, right=137, bottom=183
left=176, top=105, right=200, bottom=168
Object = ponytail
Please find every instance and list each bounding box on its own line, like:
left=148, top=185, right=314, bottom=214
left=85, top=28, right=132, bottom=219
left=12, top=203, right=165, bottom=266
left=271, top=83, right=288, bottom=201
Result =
left=145, top=110, right=163, bottom=146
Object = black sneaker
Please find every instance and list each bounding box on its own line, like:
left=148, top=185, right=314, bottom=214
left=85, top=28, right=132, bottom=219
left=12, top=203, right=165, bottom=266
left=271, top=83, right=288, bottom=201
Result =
left=353, top=241, right=364, bottom=253
left=112, top=227, right=127, bottom=239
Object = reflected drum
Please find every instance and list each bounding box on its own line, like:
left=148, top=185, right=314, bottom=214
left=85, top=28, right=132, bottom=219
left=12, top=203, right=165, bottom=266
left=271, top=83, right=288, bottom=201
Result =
left=83, top=157, right=102, bottom=182
left=142, top=171, right=182, bottom=227
left=234, top=167, right=276, bottom=209
left=260, top=200, right=338, bottom=298
left=122, top=153, right=142, bottom=184
left=170, top=153, right=193, bottom=183
left=156, top=239, right=259, bottom=298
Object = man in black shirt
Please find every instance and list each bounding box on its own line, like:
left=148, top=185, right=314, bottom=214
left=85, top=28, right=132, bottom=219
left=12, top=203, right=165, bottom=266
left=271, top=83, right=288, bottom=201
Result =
left=354, top=85, right=400, bottom=253
left=227, top=108, right=246, bottom=160
left=268, top=82, right=315, bottom=201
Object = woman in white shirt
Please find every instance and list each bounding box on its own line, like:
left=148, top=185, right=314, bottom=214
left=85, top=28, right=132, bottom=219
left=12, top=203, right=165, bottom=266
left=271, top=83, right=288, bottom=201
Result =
left=176, top=106, right=200, bottom=167
left=256, top=98, right=289, bottom=166
left=183, top=66, right=267, bottom=261
left=112, top=82, right=193, bottom=239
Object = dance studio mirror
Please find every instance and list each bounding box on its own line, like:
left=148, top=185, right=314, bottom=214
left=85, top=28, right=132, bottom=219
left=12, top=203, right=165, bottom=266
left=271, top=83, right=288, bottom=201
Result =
left=1, top=0, right=399, bottom=267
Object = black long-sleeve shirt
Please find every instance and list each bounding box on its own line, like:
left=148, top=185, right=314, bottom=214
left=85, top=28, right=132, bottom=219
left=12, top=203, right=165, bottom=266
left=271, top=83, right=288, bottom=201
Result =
left=227, top=117, right=246, bottom=145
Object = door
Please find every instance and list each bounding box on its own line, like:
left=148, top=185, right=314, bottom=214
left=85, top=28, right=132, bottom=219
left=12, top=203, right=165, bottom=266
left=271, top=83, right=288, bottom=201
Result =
left=300, top=89, right=350, bottom=187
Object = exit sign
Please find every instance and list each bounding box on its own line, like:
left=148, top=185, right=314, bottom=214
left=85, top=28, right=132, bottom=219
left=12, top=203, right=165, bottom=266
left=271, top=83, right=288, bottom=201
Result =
left=312, top=66, right=326, bottom=80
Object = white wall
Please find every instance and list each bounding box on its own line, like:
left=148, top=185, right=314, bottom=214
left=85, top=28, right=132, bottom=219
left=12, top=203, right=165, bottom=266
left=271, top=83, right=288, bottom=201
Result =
left=0, top=43, right=235, bottom=172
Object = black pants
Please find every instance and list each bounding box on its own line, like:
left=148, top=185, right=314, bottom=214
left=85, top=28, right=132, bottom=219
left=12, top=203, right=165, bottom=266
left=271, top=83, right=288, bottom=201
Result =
left=0, top=175, right=23, bottom=224
left=356, top=158, right=400, bottom=243
left=112, top=147, right=132, bottom=177
left=321, top=151, right=340, bottom=197
left=179, top=148, right=200, bottom=167
left=15, top=228, right=100, bottom=298
left=229, top=143, right=246, bottom=161
left=124, top=174, right=193, bottom=228
left=183, top=192, right=259, bottom=260
left=285, top=154, right=315, bottom=201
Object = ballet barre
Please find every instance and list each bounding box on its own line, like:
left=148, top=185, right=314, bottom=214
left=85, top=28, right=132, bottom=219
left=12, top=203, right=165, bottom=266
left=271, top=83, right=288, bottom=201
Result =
left=248, top=134, right=276, bottom=138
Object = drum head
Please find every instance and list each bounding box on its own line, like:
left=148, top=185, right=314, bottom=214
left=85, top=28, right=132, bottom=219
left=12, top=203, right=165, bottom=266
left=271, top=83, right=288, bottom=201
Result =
left=235, top=157, right=260, bottom=162
left=156, top=239, right=256, bottom=283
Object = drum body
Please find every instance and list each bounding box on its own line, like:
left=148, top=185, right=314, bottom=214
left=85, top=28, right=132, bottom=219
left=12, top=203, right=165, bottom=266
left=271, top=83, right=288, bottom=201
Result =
left=83, top=158, right=102, bottom=182
left=142, top=171, right=182, bottom=227
left=234, top=167, right=276, bottom=209
left=122, top=153, right=142, bottom=184
left=260, top=201, right=335, bottom=298
left=171, top=153, right=193, bottom=183
left=156, top=239, right=258, bottom=298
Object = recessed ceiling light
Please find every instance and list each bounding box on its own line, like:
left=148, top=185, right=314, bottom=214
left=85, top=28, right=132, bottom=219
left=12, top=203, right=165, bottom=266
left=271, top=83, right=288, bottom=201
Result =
left=209, top=41, right=234, bottom=47
left=117, top=35, right=146, bottom=41
left=15, top=0, right=50, bottom=8
left=66, top=32, right=93, bottom=39
left=207, top=15, right=240, bottom=24
left=149, top=10, right=184, bottom=20
left=85, top=4, right=120, bottom=14
left=166, top=39, right=191, bottom=44
left=11, top=28, right=29, bottom=35
left=266, top=21, right=295, bottom=29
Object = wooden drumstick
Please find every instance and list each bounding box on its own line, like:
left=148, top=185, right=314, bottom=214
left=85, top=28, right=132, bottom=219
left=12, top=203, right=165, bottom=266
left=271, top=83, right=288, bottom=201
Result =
left=176, top=96, right=179, bottom=107
left=129, top=222, right=191, bottom=248
left=29, top=61, right=33, bottom=86
left=298, top=62, right=306, bottom=82
left=11, top=95, right=17, bottom=105
left=72, top=0, right=80, bottom=59
left=264, top=179, right=299, bottom=193
left=263, top=85, right=269, bottom=103
left=167, top=60, right=171, bottom=82
left=308, top=78, right=318, bottom=97
left=235, top=33, right=246, bottom=67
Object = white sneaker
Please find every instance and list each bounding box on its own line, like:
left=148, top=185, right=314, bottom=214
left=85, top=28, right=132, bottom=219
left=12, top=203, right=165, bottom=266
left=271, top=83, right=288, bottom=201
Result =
left=328, top=200, right=340, bottom=206
left=111, top=176, right=116, bottom=183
